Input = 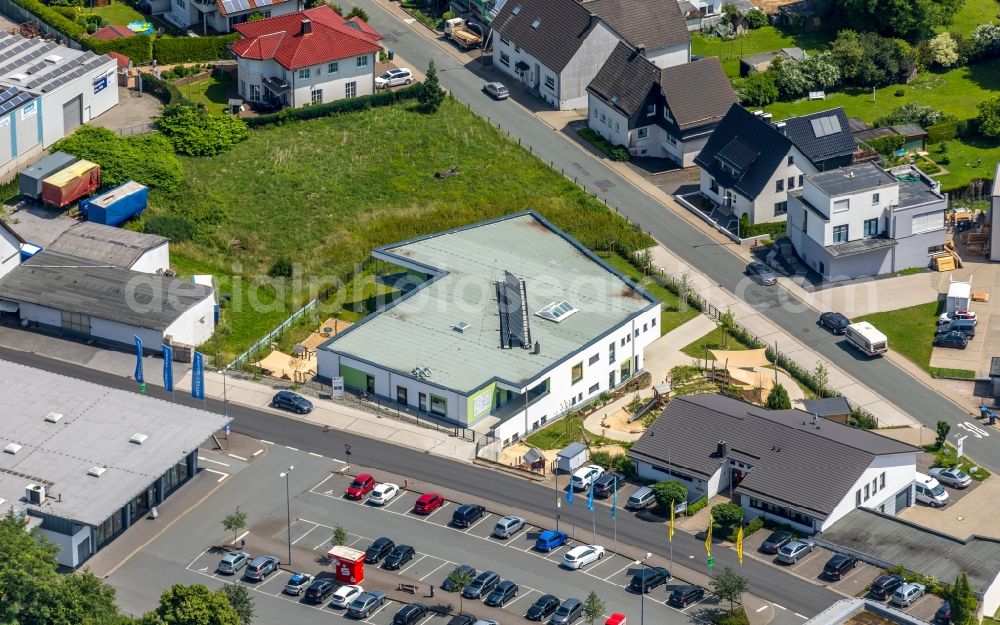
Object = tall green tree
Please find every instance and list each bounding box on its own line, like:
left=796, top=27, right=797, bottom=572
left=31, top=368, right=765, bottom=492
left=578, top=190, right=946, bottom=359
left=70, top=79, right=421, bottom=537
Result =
left=346, top=6, right=369, bottom=22
left=418, top=60, right=445, bottom=113
left=445, top=567, right=475, bottom=612
left=765, top=384, right=791, bottom=410
left=710, top=566, right=749, bottom=611
left=977, top=95, right=1000, bottom=139
left=582, top=591, right=607, bottom=625
left=936, top=420, right=951, bottom=448
left=220, top=583, right=255, bottom=625
left=835, top=0, right=965, bottom=41
left=222, top=507, right=247, bottom=545
left=949, top=573, right=978, bottom=625
left=151, top=584, right=241, bottom=625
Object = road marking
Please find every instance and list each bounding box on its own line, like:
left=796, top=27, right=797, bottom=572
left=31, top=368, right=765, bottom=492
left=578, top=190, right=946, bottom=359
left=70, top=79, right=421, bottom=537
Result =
left=260, top=439, right=275, bottom=445
left=252, top=449, right=264, bottom=457
left=464, top=513, right=491, bottom=533
left=198, top=456, right=230, bottom=467
left=235, top=530, right=249, bottom=542
left=604, top=563, right=632, bottom=580
left=365, top=601, right=391, bottom=622
left=309, top=452, right=323, bottom=458
left=205, top=468, right=229, bottom=482
left=774, top=603, right=787, bottom=610
left=795, top=613, right=807, bottom=619
left=399, top=554, right=427, bottom=575
left=187, top=548, right=210, bottom=570
left=419, top=560, right=451, bottom=581
left=756, top=606, right=768, bottom=613
left=286, top=446, right=299, bottom=451
left=423, top=502, right=448, bottom=521
left=292, top=523, right=320, bottom=545
left=228, top=454, right=248, bottom=461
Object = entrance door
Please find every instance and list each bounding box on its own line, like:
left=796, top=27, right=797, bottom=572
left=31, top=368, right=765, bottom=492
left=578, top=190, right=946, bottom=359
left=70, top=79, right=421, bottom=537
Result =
left=418, top=392, right=427, bottom=412
left=76, top=537, right=91, bottom=566
left=366, top=375, right=375, bottom=395
left=63, top=95, right=82, bottom=133
left=396, top=385, right=407, bottom=405
left=608, top=371, right=616, bottom=389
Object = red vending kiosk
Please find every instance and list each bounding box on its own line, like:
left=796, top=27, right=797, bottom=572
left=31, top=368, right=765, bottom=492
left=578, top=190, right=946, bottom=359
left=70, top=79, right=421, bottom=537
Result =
left=327, top=545, right=366, bottom=584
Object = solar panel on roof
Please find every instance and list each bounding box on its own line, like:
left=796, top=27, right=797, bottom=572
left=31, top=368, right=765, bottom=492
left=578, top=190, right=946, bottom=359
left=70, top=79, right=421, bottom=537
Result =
left=256, top=0, right=274, bottom=5
left=496, top=271, right=531, bottom=349
left=810, top=115, right=842, bottom=138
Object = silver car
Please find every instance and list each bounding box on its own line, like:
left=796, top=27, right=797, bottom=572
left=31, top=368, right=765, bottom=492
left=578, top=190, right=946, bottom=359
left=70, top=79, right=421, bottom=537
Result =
left=776, top=539, right=815, bottom=564
left=492, top=515, right=525, bottom=538
left=748, top=261, right=777, bottom=286
left=892, top=582, right=926, bottom=607
left=217, top=551, right=249, bottom=574
left=929, top=467, right=972, bottom=488
left=483, top=82, right=509, bottom=100
left=626, top=486, right=656, bottom=509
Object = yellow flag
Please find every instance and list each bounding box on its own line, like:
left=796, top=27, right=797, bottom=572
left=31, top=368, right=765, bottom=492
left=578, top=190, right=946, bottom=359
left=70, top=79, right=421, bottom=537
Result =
left=669, top=500, right=675, bottom=542
left=705, top=516, right=712, bottom=558
left=736, top=526, right=744, bottom=566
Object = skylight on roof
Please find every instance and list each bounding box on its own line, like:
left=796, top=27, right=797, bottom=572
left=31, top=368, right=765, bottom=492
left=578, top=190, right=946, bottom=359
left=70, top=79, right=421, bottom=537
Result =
left=512, top=4, right=521, bottom=14
left=536, top=300, right=578, bottom=323
left=531, top=17, right=540, bottom=28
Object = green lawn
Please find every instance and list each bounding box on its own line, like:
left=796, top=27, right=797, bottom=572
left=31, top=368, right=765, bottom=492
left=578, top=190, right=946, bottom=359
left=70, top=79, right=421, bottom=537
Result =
left=681, top=325, right=748, bottom=358
left=524, top=415, right=619, bottom=450
left=692, top=26, right=832, bottom=78
left=178, top=73, right=233, bottom=116
left=89, top=2, right=145, bottom=26
left=938, top=0, right=1000, bottom=36
left=143, top=98, right=652, bottom=361
left=597, top=252, right=700, bottom=334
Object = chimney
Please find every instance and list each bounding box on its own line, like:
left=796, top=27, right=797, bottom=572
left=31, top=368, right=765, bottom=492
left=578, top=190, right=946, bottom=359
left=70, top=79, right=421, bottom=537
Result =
left=635, top=43, right=646, bottom=57
left=588, top=13, right=597, bottom=29
left=717, top=440, right=728, bottom=458
left=301, top=18, right=312, bottom=34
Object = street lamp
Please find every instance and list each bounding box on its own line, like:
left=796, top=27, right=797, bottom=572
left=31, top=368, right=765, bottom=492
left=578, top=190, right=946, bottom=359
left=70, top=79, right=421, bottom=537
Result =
left=634, top=552, right=652, bottom=625
left=280, top=466, right=294, bottom=565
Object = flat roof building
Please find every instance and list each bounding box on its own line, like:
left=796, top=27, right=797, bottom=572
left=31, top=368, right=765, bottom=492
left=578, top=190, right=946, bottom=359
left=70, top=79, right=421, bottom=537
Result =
left=47, top=222, right=169, bottom=274
left=0, top=360, right=229, bottom=567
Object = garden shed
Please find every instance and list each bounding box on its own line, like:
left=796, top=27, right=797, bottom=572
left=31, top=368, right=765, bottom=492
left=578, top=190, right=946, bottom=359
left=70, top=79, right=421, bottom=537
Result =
left=889, top=124, right=927, bottom=153
left=556, top=442, right=589, bottom=473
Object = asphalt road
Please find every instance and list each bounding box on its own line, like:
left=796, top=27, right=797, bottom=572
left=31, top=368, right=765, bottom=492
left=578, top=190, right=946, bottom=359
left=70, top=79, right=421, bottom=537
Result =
left=352, top=1, right=996, bottom=468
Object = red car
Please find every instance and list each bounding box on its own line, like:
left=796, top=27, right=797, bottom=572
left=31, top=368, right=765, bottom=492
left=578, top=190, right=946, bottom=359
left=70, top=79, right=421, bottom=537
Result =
left=345, top=474, right=375, bottom=500
left=413, top=493, right=444, bottom=514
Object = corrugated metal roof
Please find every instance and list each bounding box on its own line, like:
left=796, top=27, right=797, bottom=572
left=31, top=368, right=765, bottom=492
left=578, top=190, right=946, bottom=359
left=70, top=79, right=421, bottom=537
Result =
left=47, top=222, right=166, bottom=269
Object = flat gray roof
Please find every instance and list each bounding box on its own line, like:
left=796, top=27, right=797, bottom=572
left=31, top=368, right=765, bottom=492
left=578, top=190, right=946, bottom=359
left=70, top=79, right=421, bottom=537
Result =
left=827, top=236, right=896, bottom=258
left=0, top=360, right=230, bottom=526
left=889, top=164, right=945, bottom=208
left=322, top=212, right=657, bottom=394
left=808, top=163, right=897, bottom=196
left=47, top=222, right=167, bottom=268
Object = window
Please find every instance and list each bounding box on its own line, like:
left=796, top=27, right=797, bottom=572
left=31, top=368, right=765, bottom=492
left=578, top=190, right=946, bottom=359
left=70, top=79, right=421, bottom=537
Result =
left=310, top=89, right=323, bottom=105
left=600, top=112, right=606, bottom=123
left=651, top=317, right=656, bottom=327
left=328, top=61, right=339, bottom=73
left=298, top=68, right=311, bottom=79
left=665, top=134, right=677, bottom=145
left=774, top=201, right=788, bottom=215
left=571, top=362, right=584, bottom=384
left=802, top=210, right=808, bottom=234
left=620, top=360, right=631, bottom=381
left=499, top=35, right=510, bottom=45
left=872, top=477, right=878, bottom=493
left=589, top=353, right=600, bottom=365
left=787, top=155, right=794, bottom=166
left=798, top=174, right=803, bottom=187
left=856, top=490, right=862, bottom=505
left=637, top=127, right=649, bottom=140
left=545, top=75, right=555, bottom=90
left=621, top=337, right=626, bottom=347
left=626, top=334, right=631, bottom=343
left=864, top=217, right=879, bottom=237
left=608, top=342, right=616, bottom=363
left=880, top=472, right=885, bottom=489
left=643, top=323, right=648, bottom=332
left=646, top=104, right=655, bottom=117
left=912, top=210, right=944, bottom=234
left=249, top=83, right=260, bottom=101
left=663, top=107, right=673, bottom=122
left=710, top=178, right=719, bottom=194
left=787, top=176, right=794, bottom=189
left=775, top=179, right=784, bottom=192
left=864, top=484, right=870, bottom=501
left=357, top=55, right=368, bottom=67
left=589, top=383, right=599, bottom=394
left=345, top=81, right=357, bottom=98
left=514, top=45, right=520, bottom=53
left=833, top=224, right=849, bottom=243
left=240, top=79, right=246, bottom=96
left=499, top=52, right=510, bottom=66
left=833, top=198, right=850, bottom=213
left=634, top=329, right=639, bottom=338
left=872, top=192, right=880, bottom=205
left=61, top=311, right=90, bottom=334
left=429, top=395, right=447, bottom=417
left=175, top=0, right=185, bottom=7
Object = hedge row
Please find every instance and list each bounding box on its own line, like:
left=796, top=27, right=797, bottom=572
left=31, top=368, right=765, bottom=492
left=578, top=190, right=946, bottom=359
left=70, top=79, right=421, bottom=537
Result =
left=247, top=83, right=424, bottom=128
left=11, top=0, right=86, bottom=39
left=139, top=71, right=187, bottom=106
left=741, top=221, right=787, bottom=239
left=152, top=34, right=239, bottom=64
left=926, top=121, right=958, bottom=144
left=84, top=34, right=153, bottom=64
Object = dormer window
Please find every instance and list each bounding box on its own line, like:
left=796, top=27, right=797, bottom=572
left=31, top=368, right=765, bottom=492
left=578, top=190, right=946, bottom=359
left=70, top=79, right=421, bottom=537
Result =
left=646, top=104, right=655, bottom=117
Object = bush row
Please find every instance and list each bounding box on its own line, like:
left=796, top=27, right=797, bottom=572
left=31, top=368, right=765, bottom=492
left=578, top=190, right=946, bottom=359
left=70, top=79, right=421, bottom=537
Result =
left=247, top=83, right=424, bottom=128
left=741, top=221, right=787, bottom=239
left=84, top=34, right=154, bottom=64
left=138, top=71, right=187, bottom=106
left=153, top=34, right=239, bottom=64
left=578, top=127, right=630, bottom=162
left=11, top=0, right=86, bottom=39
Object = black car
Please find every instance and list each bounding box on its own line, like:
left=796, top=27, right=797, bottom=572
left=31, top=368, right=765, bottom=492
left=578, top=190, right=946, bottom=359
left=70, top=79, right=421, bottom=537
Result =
left=820, top=312, right=851, bottom=334
left=442, top=564, right=477, bottom=591
left=393, top=603, right=428, bottom=625
left=870, top=574, right=906, bottom=600
left=933, top=331, right=969, bottom=349
left=304, top=579, right=336, bottom=603
left=484, top=580, right=519, bottom=607
left=365, top=537, right=395, bottom=564
left=451, top=503, right=486, bottom=528
left=629, top=567, right=670, bottom=593
left=272, top=390, right=313, bottom=414
left=462, top=570, right=500, bottom=599
left=525, top=594, right=560, bottom=621
left=383, top=545, right=415, bottom=570
left=759, top=531, right=793, bottom=555
left=935, top=601, right=951, bottom=624
left=447, top=614, right=477, bottom=625
left=823, top=554, right=859, bottom=580
left=668, top=585, right=706, bottom=608
left=592, top=472, right=626, bottom=498
left=936, top=320, right=976, bottom=337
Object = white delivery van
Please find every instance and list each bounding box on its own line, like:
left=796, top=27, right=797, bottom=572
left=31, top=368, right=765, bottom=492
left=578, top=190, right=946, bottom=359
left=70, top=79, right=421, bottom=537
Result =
left=914, top=471, right=949, bottom=507
left=844, top=322, right=888, bottom=356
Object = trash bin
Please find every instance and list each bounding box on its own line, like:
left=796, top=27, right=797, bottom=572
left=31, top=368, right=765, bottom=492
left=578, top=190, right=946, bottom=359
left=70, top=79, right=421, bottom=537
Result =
left=388, top=49, right=395, bottom=60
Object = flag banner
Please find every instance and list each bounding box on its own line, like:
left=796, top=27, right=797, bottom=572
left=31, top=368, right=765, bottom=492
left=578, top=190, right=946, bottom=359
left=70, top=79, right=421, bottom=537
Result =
left=192, top=352, right=205, bottom=400
left=736, top=526, right=744, bottom=566
left=586, top=484, right=594, bottom=512
left=566, top=487, right=573, bottom=505
left=162, top=345, right=173, bottom=392
left=610, top=480, right=617, bottom=519
left=133, top=336, right=144, bottom=383
left=669, top=500, right=675, bottom=542
left=705, top=517, right=713, bottom=558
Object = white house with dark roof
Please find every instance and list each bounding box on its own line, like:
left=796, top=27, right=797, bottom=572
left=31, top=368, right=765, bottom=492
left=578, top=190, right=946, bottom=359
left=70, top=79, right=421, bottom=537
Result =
left=628, top=394, right=918, bottom=534
left=491, top=0, right=690, bottom=110
left=164, top=0, right=301, bottom=33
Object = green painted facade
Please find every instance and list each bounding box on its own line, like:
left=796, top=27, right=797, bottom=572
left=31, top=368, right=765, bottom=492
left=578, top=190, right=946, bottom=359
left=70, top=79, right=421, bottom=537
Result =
left=467, top=382, right=498, bottom=421
left=341, top=364, right=369, bottom=390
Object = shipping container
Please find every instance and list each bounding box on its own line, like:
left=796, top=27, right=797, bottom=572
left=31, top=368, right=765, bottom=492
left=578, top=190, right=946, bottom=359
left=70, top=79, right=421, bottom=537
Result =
left=78, top=180, right=148, bottom=226
left=19, top=152, right=78, bottom=199
left=40, top=160, right=100, bottom=208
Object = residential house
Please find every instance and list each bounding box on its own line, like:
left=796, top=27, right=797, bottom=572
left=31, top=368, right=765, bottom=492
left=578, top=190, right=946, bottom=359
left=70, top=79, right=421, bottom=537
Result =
left=787, top=162, right=947, bottom=281
left=165, top=0, right=302, bottom=34
left=230, top=6, right=383, bottom=109
left=990, top=163, right=1000, bottom=261
left=628, top=393, right=919, bottom=534
left=739, top=47, right=808, bottom=77
left=491, top=0, right=690, bottom=110
left=587, top=44, right=735, bottom=166
left=777, top=108, right=857, bottom=171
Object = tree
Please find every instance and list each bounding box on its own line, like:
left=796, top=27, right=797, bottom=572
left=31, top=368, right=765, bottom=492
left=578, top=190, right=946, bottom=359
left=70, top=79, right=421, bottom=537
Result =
left=771, top=58, right=810, bottom=100
left=744, top=7, right=768, bottom=29
left=834, top=0, right=965, bottom=41
left=801, top=53, right=841, bottom=90
left=445, top=567, right=475, bottom=611
left=977, top=95, right=1000, bottom=138
left=651, top=480, right=688, bottom=511
left=346, top=6, right=369, bottom=21
left=736, top=70, right=777, bottom=106
left=220, top=583, right=255, bottom=625
left=927, top=32, right=959, bottom=67
left=721, top=2, right=741, bottom=26
left=331, top=524, right=348, bottom=546
left=582, top=591, right=607, bottom=625
left=949, top=573, right=978, bottom=625
left=811, top=361, right=830, bottom=394
left=831, top=30, right=914, bottom=87
left=152, top=584, right=241, bottom=625
left=418, top=60, right=445, bottom=113
left=710, top=503, right=744, bottom=533
left=157, top=103, right=250, bottom=156
left=765, top=384, right=791, bottom=410
left=874, top=102, right=948, bottom=127
left=935, top=420, right=952, bottom=448
left=970, top=23, right=1000, bottom=61
left=710, top=566, right=749, bottom=611
left=222, top=507, right=247, bottom=545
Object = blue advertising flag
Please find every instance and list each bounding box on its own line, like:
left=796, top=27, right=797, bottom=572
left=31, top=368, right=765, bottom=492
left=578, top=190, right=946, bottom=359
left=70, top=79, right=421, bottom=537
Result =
left=162, top=345, right=173, bottom=392
left=191, top=352, right=205, bottom=400
left=610, top=479, right=617, bottom=519
left=586, top=483, right=594, bottom=512
left=565, top=486, right=573, bottom=505
left=133, top=336, right=144, bottom=383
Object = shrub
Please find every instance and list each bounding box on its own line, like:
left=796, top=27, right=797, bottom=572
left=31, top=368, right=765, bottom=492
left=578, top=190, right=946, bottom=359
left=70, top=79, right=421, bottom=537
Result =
left=927, top=32, right=959, bottom=68
left=84, top=33, right=154, bottom=64
left=866, top=134, right=906, bottom=156
left=609, top=146, right=629, bottom=162
left=736, top=71, right=777, bottom=106
left=716, top=609, right=750, bottom=625
left=247, top=83, right=422, bottom=127
left=711, top=503, right=744, bottom=531
left=611, top=454, right=635, bottom=478
left=977, top=95, right=1000, bottom=139
left=772, top=57, right=810, bottom=100
left=765, top=384, right=791, bottom=409
left=51, top=126, right=183, bottom=191
left=346, top=6, right=369, bottom=21
left=442, top=10, right=456, bottom=19
left=970, top=23, right=1000, bottom=61
left=10, top=0, right=87, bottom=39
left=418, top=60, right=444, bottom=113
left=926, top=121, right=958, bottom=143
left=139, top=71, right=186, bottom=106
left=153, top=34, right=239, bottom=64
left=830, top=30, right=914, bottom=88
left=875, top=102, right=950, bottom=128
left=590, top=450, right=612, bottom=470
left=741, top=221, right=787, bottom=238
left=744, top=7, right=768, bottom=29
left=268, top=258, right=294, bottom=278
left=157, top=103, right=250, bottom=156
left=142, top=216, right=195, bottom=241
left=894, top=88, right=905, bottom=96
left=652, top=480, right=688, bottom=510
left=849, top=407, right=878, bottom=429
left=744, top=516, right=765, bottom=535
left=687, top=497, right=708, bottom=515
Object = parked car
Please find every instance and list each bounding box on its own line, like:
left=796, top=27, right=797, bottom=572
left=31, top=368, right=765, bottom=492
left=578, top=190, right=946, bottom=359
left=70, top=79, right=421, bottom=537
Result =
left=935, top=601, right=951, bottom=624
left=892, top=582, right=926, bottom=607
left=938, top=310, right=977, bottom=324
left=442, top=564, right=477, bottom=591
left=534, top=530, right=569, bottom=552
left=936, top=319, right=976, bottom=337
left=776, top=539, right=815, bottom=564
left=929, top=467, right=972, bottom=488
left=668, top=585, right=706, bottom=608
left=759, top=531, right=793, bottom=555
left=822, top=554, right=859, bottom=580
left=933, top=331, right=969, bottom=349
left=629, top=566, right=670, bottom=593
left=551, top=598, right=583, bottom=625
left=394, top=603, right=428, bottom=625
left=365, top=537, right=395, bottom=563
left=626, top=486, right=656, bottom=509
left=915, top=472, right=950, bottom=507
left=414, top=492, right=444, bottom=514
left=870, top=574, right=906, bottom=600
left=217, top=551, right=249, bottom=575
left=819, top=312, right=851, bottom=334
left=244, top=555, right=279, bottom=581
left=330, top=584, right=365, bottom=608
left=383, top=544, right=415, bottom=570
left=305, top=579, right=337, bottom=603
left=570, top=465, right=605, bottom=490
left=592, top=472, right=625, bottom=498
left=375, top=68, right=413, bottom=88
left=346, top=473, right=376, bottom=500
left=562, top=545, right=605, bottom=569
left=525, top=594, right=560, bottom=621
left=462, top=570, right=500, bottom=599
left=492, top=515, right=525, bottom=538
left=348, top=591, right=386, bottom=618
left=483, top=82, right=509, bottom=100
left=452, top=503, right=486, bottom=528
left=447, top=614, right=478, bottom=625
left=748, top=261, right=777, bottom=286
left=272, top=390, right=313, bottom=413
left=284, top=572, right=313, bottom=595
left=484, top=580, right=519, bottom=607
left=369, top=482, right=400, bottom=505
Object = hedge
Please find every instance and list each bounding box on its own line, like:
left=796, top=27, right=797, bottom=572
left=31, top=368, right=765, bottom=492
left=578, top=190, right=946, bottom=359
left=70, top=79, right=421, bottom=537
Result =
left=926, top=121, right=958, bottom=144
left=152, top=34, right=239, bottom=64
left=139, top=71, right=186, bottom=106
left=741, top=221, right=787, bottom=239
left=247, top=83, right=424, bottom=128
left=11, top=0, right=87, bottom=39
left=867, top=134, right=906, bottom=156
left=84, top=34, right=153, bottom=64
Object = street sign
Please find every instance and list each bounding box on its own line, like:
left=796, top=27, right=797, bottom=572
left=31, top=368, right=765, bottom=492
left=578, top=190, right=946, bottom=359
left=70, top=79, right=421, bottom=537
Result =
left=225, top=423, right=231, bottom=432
left=331, top=376, right=345, bottom=398
left=707, top=557, right=715, bottom=569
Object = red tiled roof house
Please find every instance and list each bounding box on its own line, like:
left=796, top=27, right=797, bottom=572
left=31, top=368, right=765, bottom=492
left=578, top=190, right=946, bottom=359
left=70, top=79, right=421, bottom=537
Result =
left=231, top=6, right=383, bottom=108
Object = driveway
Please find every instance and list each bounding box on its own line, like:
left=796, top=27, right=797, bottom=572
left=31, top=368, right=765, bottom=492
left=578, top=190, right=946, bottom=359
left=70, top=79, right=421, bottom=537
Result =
left=89, top=87, right=162, bottom=135
left=898, top=470, right=1000, bottom=539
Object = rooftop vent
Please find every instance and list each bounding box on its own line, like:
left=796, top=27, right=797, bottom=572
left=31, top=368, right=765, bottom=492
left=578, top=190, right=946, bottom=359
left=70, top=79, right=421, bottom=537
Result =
left=512, top=3, right=521, bottom=14
left=130, top=433, right=148, bottom=445
left=300, top=18, right=312, bottom=34
left=88, top=466, right=106, bottom=478
left=453, top=321, right=470, bottom=333
left=531, top=18, right=540, bottom=28
left=846, top=170, right=855, bottom=178
left=9, top=73, right=26, bottom=82
left=610, top=95, right=620, bottom=104
left=717, top=440, right=728, bottom=458
left=45, top=412, right=63, bottom=424
left=4, top=443, right=22, bottom=455
left=25, top=484, right=45, bottom=504
left=536, top=300, right=578, bottom=323
left=44, top=54, right=62, bottom=64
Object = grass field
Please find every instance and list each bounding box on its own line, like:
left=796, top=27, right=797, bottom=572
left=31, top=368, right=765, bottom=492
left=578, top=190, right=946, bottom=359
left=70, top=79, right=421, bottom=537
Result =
left=681, top=325, right=747, bottom=358
left=597, top=253, right=700, bottom=334
left=938, top=0, right=1000, bottom=36
left=178, top=74, right=233, bottom=116
left=144, top=97, right=653, bottom=361
left=89, top=2, right=145, bottom=26
left=692, top=26, right=832, bottom=78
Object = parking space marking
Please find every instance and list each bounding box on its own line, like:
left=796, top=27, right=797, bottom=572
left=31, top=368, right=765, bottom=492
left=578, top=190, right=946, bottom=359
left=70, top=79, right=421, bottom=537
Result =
left=603, top=563, right=632, bottom=581
left=255, top=571, right=283, bottom=589
left=292, top=523, right=320, bottom=545
left=205, top=468, right=229, bottom=482
left=424, top=502, right=449, bottom=522
left=774, top=603, right=787, bottom=610
left=228, top=454, right=248, bottom=461
left=756, top=606, right=768, bottom=613
left=199, top=456, right=230, bottom=467
left=419, top=561, right=451, bottom=581
left=506, top=588, right=537, bottom=608
left=795, top=613, right=807, bottom=619
left=681, top=595, right=710, bottom=612
left=398, top=554, right=428, bottom=576
left=252, top=449, right=264, bottom=457
left=464, top=513, right=492, bottom=533
left=365, top=601, right=392, bottom=623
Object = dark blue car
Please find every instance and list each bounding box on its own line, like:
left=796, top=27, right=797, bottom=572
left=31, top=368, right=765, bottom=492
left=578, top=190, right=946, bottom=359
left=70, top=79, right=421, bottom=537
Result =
left=534, top=530, right=568, bottom=552
left=272, top=390, right=313, bottom=414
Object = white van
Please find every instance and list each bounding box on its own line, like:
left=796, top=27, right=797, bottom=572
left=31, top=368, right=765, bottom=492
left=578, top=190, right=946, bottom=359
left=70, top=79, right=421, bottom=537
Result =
left=845, top=322, right=889, bottom=356
left=914, top=472, right=949, bottom=507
